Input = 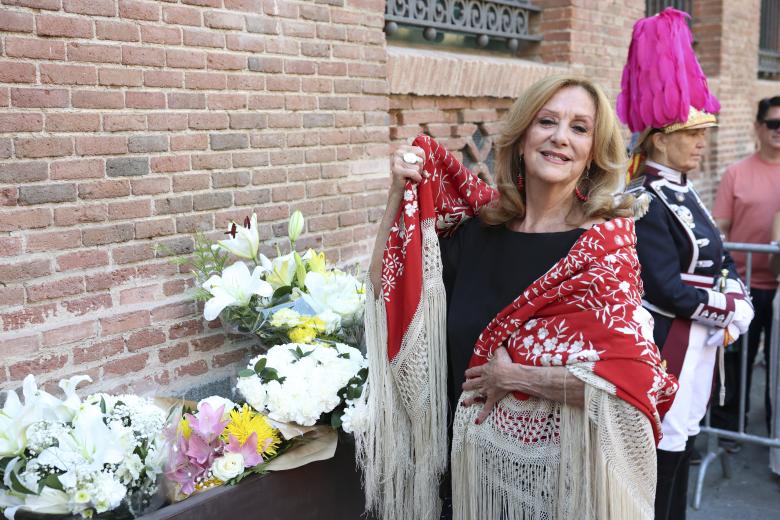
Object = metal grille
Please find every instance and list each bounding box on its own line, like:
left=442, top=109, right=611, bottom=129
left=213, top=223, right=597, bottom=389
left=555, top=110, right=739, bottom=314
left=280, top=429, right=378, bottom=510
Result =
left=645, top=0, right=692, bottom=16
left=384, top=0, right=541, bottom=49
left=759, top=0, right=780, bottom=78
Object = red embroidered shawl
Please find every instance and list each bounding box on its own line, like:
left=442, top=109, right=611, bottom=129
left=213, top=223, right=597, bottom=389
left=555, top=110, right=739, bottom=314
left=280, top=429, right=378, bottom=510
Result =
left=381, top=135, right=677, bottom=441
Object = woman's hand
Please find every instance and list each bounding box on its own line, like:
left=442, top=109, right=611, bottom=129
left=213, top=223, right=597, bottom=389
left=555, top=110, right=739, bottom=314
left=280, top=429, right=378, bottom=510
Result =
left=461, top=346, right=514, bottom=424
left=390, top=145, right=426, bottom=196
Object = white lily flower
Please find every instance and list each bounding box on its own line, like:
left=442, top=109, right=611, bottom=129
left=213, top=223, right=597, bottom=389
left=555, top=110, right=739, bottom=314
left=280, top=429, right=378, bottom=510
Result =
left=264, top=252, right=297, bottom=291
left=301, top=271, right=365, bottom=326
left=288, top=210, right=304, bottom=245
left=217, top=213, right=261, bottom=261
left=202, top=261, right=273, bottom=321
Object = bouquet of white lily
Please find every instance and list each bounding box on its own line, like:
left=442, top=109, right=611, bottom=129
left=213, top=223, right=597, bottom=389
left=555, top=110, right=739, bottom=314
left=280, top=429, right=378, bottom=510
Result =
left=0, top=375, right=166, bottom=520
left=182, top=211, right=365, bottom=347
left=235, top=342, right=368, bottom=430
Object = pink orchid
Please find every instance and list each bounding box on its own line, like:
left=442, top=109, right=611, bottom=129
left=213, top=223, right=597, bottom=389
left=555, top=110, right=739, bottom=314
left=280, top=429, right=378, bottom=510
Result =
left=225, top=433, right=263, bottom=467
left=185, top=403, right=228, bottom=443
left=165, top=437, right=206, bottom=496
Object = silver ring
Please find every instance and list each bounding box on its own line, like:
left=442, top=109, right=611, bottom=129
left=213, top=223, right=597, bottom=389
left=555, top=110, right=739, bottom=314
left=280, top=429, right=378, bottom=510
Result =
left=402, top=152, right=421, bottom=165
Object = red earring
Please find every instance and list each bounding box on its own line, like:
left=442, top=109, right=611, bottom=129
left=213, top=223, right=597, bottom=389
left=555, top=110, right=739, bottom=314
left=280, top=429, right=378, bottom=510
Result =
left=575, top=186, right=588, bottom=202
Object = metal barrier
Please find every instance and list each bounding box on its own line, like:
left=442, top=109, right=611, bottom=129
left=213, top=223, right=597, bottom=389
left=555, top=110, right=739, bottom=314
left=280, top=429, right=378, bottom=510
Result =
left=693, top=241, right=780, bottom=509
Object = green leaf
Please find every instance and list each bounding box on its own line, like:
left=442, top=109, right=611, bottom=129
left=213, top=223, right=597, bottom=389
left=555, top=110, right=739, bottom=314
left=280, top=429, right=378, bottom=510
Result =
left=272, top=286, right=292, bottom=301
left=38, top=474, right=64, bottom=492
left=337, top=352, right=350, bottom=359
left=238, top=369, right=255, bottom=378
left=0, top=458, right=11, bottom=474
left=10, top=470, right=36, bottom=495
left=99, top=396, right=107, bottom=414
left=330, top=411, right=342, bottom=429
left=253, top=358, right=267, bottom=374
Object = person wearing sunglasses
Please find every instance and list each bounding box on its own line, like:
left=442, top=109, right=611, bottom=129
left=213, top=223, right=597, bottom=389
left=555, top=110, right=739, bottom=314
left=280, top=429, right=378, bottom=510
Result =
left=711, top=96, right=780, bottom=442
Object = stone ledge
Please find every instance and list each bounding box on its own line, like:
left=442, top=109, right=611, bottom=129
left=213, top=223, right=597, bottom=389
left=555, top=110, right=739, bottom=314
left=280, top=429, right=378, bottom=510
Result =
left=387, top=46, right=569, bottom=98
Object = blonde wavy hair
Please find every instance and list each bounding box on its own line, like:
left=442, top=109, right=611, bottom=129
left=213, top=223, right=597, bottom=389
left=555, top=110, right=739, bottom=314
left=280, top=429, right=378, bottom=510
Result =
left=480, top=75, right=631, bottom=226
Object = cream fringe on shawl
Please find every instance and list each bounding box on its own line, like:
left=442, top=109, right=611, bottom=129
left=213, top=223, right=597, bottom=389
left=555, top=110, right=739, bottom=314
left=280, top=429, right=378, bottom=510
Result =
left=356, top=219, right=448, bottom=520
left=357, top=218, right=657, bottom=520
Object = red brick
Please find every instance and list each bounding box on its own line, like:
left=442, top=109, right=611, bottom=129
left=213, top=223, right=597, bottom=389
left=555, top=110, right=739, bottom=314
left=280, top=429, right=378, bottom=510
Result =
left=108, top=199, right=151, bottom=220
left=134, top=217, right=175, bottom=239
left=0, top=284, right=25, bottom=307
left=84, top=267, right=135, bottom=291
left=0, top=259, right=51, bottom=283
left=75, top=136, right=127, bottom=156
left=122, top=45, right=164, bottom=66
left=67, top=42, right=121, bottom=63
left=141, top=25, right=180, bottom=45
left=36, top=14, right=93, bottom=38
left=188, top=112, right=228, bottom=130
left=46, top=113, right=100, bottom=132
left=170, top=134, right=207, bottom=151
left=26, top=229, right=81, bottom=253
left=166, top=48, right=206, bottom=69
left=151, top=301, right=196, bottom=322
left=0, top=237, right=23, bottom=257
left=207, top=52, right=245, bottom=70
left=41, top=319, right=96, bottom=346
left=96, top=20, right=140, bottom=42
left=204, top=10, right=244, bottom=29
left=159, top=341, right=189, bottom=364
left=9, top=353, right=68, bottom=380
left=0, top=333, right=40, bottom=358
left=148, top=113, right=187, bottom=131
left=162, top=5, right=202, bottom=26
left=213, top=348, right=246, bottom=368
left=72, top=90, right=124, bottom=109
left=183, top=0, right=220, bottom=6
left=185, top=71, right=226, bottom=90
left=98, top=67, right=143, bottom=87
left=169, top=318, right=202, bottom=339
left=182, top=28, right=224, bottom=48
left=144, top=70, right=183, bottom=88
left=111, top=242, right=155, bottom=264
left=191, top=334, right=225, bottom=352
left=10, top=88, right=68, bottom=108
left=81, top=222, right=134, bottom=246
left=0, top=61, right=36, bottom=83
left=15, top=137, right=72, bottom=158
left=126, top=328, right=165, bottom=351
left=6, top=37, right=65, bottom=60
left=100, top=310, right=150, bottom=336
left=73, top=337, right=124, bottom=364
left=174, top=359, right=208, bottom=378
left=130, top=176, right=171, bottom=195
left=103, top=114, right=146, bottom=131
left=151, top=155, right=189, bottom=173
left=0, top=208, right=48, bottom=233
left=61, top=293, right=113, bottom=316
left=27, top=276, right=85, bottom=303
left=226, top=34, right=264, bottom=53
left=56, top=249, right=109, bottom=271
left=119, top=0, right=160, bottom=21
left=0, top=187, right=18, bottom=207
left=172, top=173, right=209, bottom=192
left=64, top=0, right=115, bottom=15
left=0, top=10, right=34, bottom=32
left=53, top=204, right=107, bottom=225
left=103, top=352, right=148, bottom=376
left=0, top=113, right=43, bottom=132
left=125, top=91, right=166, bottom=109
left=162, top=279, right=187, bottom=296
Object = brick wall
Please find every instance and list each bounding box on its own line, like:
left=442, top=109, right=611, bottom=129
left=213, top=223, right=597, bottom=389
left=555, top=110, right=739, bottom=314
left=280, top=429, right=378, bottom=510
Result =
left=0, top=0, right=390, bottom=393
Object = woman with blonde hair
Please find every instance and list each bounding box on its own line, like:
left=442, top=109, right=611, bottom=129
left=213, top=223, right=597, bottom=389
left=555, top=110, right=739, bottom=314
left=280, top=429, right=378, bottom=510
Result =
left=358, top=74, right=676, bottom=520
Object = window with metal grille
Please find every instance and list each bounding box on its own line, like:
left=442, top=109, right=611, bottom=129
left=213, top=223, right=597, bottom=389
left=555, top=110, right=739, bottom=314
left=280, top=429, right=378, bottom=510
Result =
left=384, top=0, right=541, bottom=52
left=759, top=0, right=780, bottom=79
left=645, top=0, right=692, bottom=16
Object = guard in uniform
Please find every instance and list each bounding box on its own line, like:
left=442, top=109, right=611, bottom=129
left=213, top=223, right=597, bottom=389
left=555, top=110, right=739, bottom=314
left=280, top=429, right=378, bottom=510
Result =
left=617, top=8, right=754, bottom=520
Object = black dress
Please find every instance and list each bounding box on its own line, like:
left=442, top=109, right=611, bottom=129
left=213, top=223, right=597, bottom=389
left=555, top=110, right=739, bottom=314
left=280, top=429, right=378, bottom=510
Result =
left=439, top=217, right=585, bottom=411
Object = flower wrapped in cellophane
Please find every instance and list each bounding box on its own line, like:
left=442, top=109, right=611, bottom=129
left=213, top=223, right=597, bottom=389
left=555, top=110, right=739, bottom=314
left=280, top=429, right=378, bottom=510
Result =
left=163, top=396, right=281, bottom=500
left=181, top=211, right=365, bottom=347
left=0, top=375, right=166, bottom=519
left=235, top=342, right=368, bottom=431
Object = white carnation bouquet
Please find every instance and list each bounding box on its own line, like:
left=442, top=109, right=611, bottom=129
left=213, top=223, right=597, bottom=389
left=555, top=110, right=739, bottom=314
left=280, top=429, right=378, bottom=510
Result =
left=179, top=211, right=365, bottom=347
left=0, top=375, right=166, bottom=519
left=236, top=342, right=368, bottom=432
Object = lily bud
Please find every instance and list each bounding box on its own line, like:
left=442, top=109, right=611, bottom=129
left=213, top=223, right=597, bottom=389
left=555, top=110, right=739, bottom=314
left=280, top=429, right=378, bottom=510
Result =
left=288, top=210, right=304, bottom=245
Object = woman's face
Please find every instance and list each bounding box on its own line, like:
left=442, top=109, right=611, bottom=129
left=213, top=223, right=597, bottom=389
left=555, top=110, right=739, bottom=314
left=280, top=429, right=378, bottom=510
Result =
left=521, top=86, right=596, bottom=190
left=652, top=128, right=708, bottom=173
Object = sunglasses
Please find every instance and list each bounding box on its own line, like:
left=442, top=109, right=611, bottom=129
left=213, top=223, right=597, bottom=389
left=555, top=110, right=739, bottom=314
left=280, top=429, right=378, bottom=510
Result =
left=763, top=119, right=780, bottom=130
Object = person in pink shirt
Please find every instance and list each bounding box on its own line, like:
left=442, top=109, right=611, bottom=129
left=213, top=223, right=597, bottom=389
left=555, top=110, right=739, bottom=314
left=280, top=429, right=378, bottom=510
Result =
left=712, top=96, right=780, bottom=437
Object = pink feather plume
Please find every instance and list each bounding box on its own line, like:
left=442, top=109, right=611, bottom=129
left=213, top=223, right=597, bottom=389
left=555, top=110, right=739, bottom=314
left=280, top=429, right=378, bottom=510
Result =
left=616, top=8, right=720, bottom=132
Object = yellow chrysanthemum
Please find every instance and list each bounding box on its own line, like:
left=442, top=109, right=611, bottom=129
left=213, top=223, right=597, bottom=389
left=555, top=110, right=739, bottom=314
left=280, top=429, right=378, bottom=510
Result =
left=299, top=316, right=326, bottom=333
left=222, top=404, right=281, bottom=457
left=178, top=417, right=192, bottom=440
left=288, top=325, right=316, bottom=344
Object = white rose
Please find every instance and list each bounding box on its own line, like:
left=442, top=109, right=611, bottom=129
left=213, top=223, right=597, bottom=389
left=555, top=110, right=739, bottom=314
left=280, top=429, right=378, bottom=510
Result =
left=236, top=377, right=267, bottom=412
left=212, top=452, right=245, bottom=482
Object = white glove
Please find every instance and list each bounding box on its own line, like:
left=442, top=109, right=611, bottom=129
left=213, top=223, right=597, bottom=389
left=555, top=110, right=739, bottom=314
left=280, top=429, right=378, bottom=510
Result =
left=730, top=298, right=754, bottom=335
left=706, top=322, right=740, bottom=347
